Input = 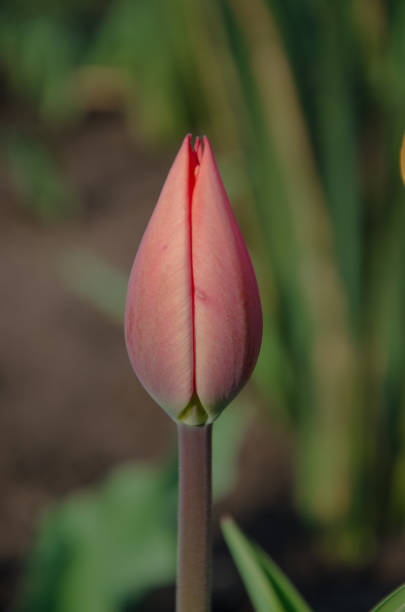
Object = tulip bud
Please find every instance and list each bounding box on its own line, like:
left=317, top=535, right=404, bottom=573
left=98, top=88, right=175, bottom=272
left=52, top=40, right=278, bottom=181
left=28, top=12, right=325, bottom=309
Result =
left=125, top=135, right=262, bottom=426
left=401, top=133, right=405, bottom=186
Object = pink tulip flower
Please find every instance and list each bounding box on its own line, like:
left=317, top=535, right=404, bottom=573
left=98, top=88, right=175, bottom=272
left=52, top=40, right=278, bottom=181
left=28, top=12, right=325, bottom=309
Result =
left=125, top=135, right=262, bottom=426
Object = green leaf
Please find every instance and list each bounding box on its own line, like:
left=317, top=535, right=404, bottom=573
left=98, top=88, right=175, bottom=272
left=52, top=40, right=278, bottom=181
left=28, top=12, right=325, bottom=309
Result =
left=59, top=248, right=127, bottom=323
left=4, top=132, right=79, bottom=221
left=222, top=517, right=313, bottom=612
left=16, top=416, right=250, bottom=612
left=371, top=584, right=405, bottom=612
left=212, top=402, right=246, bottom=499
left=15, top=464, right=177, bottom=612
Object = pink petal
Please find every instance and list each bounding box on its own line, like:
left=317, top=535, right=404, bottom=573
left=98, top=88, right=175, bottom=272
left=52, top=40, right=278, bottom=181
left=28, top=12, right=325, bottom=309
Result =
left=192, top=137, right=262, bottom=420
left=125, top=135, right=196, bottom=417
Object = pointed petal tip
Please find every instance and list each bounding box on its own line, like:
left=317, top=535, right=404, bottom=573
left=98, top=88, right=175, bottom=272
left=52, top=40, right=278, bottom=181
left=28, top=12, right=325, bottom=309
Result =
left=181, top=133, right=192, bottom=154
left=201, top=135, right=211, bottom=153
left=182, top=134, right=208, bottom=163
left=199, top=135, right=218, bottom=171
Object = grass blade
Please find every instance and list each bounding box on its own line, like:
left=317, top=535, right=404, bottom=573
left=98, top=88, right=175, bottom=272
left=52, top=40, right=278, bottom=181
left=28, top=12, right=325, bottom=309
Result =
left=371, top=584, right=405, bottom=612
left=222, top=517, right=312, bottom=612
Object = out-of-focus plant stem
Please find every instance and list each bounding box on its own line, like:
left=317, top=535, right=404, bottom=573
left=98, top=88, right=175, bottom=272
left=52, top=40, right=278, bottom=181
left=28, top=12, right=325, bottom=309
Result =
left=176, top=424, right=212, bottom=612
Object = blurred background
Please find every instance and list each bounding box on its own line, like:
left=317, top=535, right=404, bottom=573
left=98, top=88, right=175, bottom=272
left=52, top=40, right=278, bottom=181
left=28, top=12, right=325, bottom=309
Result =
left=1, top=0, right=405, bottom=610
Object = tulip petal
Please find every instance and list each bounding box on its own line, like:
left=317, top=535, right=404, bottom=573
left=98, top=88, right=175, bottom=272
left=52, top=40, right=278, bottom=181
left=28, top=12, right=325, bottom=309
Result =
left=125, top=135, right=196, bottom=418
left=192, top=137, right=262, bottom=420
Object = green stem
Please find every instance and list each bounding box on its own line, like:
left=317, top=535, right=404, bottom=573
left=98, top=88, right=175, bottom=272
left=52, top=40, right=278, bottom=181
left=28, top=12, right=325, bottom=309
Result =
left=176, top=423, right=212, bottom=612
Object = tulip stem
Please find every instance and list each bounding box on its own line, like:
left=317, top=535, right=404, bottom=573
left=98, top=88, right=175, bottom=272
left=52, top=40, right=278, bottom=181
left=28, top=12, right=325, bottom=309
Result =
left=176, top=423, right=212, bottom=612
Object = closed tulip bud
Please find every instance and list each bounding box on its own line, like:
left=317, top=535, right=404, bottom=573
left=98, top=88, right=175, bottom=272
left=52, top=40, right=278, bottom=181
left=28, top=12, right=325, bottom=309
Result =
left=125, top=135, right=262, bottom=426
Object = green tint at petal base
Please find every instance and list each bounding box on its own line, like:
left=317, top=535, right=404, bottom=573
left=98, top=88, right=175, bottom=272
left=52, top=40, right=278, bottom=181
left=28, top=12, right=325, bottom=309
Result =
left=177, top=393, right=208, bottom=426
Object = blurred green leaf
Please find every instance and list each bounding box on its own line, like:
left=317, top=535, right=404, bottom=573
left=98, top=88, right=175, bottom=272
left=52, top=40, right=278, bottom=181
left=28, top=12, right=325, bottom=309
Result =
left=60, top=248, right=127, bottom=323
left=267, top=0, right=362, bottom=319
left=16, top=464, right=177, bottom=612
left=16, top=416, right=250, bottom=612
left=371, top=584, right=405, bottom=612
left=213, top=402, right=247, bottom=499
left=222, top=517, right=313, bottom=612
left=88, top=0, right=192, bottom=141
left=253, top=319, right=293, bottom=423
left=0, top=15, right=79, bottom=122
left=4, top=132, right=79, bottom=221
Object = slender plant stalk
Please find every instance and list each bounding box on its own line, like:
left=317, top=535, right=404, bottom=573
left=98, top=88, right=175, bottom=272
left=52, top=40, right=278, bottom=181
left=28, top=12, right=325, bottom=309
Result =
left=176, top=423, right=212, bottom=612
